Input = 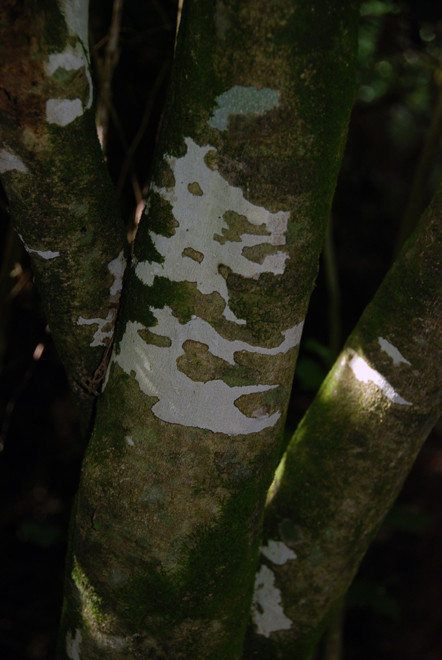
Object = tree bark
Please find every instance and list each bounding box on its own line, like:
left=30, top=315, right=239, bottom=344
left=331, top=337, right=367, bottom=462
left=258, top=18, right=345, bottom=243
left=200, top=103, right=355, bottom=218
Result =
left=58, top=1, right=359, bottom=658
left=0, top=0, right=127, bottom=431
left=245, top=184, right=442, bottom=658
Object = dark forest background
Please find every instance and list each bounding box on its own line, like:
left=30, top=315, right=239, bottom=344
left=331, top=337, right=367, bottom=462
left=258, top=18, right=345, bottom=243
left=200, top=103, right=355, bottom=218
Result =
left=1, top=1, right=441, bottom=658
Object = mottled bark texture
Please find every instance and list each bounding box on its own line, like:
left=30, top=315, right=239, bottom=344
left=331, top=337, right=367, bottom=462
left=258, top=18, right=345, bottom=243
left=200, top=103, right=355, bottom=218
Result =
left=58, top=1, right=359, bottom=658
left=0, top=0, right=127, bottom=431
left=245, top=185, right=442, bottom=659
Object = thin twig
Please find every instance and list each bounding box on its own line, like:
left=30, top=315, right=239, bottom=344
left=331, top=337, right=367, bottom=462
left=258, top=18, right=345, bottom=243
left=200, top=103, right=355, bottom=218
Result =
left=95, top=0, right=125, bottom=154
left=394, top=71, right=442, bottom=255
left=116, top=58, right=170, bottom=196
left=320, top=601, right=345, bottom=660
left=0, top=225, right=25, bottom=369
left=109, top=101, right=148, bottom=235
left=176, top=0, right=184, bottom=39
left=323, top=216, right=342, bottom=356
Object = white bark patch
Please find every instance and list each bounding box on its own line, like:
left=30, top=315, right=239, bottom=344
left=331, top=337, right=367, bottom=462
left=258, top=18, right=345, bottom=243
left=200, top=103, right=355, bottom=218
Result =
left=45, top=2, right=92, bottom=129
left=77, top=310, right=114, bottom=347
left=348, top=350, right=412, bottom=406
left=209, top=85, right=281, bottom=131
left=251, top=565, right=293, bottom=638
left=0, top=149, right=27, bottom=173
left=108, top=250, right=126, bottom=298
left=115, top=308, right=302, bottom=435
left=46, top=98, right=84, bottom=126
left=17, top=233, right=59, bottom=259
left=46, top=45, right=86, bottom=75
left=76, top=251, right=125, bottom=347
left=378, top=337, right=411, bottom=366
left=60, top=0, right=89, bottom=46
left=28, top=248, right=60, bottom=259
left=66, top=629, right=82, bottom=660
left=260, top=540, right=297, bottom=565
left=124, top=137, right=300, bottom=433
left=136, top=137, right=290, bottom=324
left=46, top=43, right=93, bottom=110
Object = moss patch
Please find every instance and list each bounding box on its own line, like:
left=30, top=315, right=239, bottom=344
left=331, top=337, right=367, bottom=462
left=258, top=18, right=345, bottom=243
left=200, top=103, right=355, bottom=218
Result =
left=188, top=181, right=204, bottom=196
left=241, top=242, right=284, bottom=265
left=214, top=210, right=269, bottom=245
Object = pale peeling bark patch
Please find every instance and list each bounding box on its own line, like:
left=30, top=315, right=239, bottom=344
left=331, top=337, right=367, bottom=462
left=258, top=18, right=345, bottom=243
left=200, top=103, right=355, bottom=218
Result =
left=114, top=308, right=286, bottom=435
left=59, top=0, right=89, bottom=47
left=29, top=248, right=60, bottom=259
left=0, top=149, right=27, bottom=173
left=108, top=250, right=126, bottom=298
left=46, top=47, right=86, bottom=75
left=378, top=337, right=411, bottom=366
left=46, top=43, right=93, bottom=110
left=136, top=137, right=290, bottom=324
left=77, top=310, right=114, bottom=347
left=260, top=539, right=297, bottom=565
left=251, top=565, right=293, bottom=638
left=17, top=232, right=60, bottom=259
left=46, top=98, right=84, bottom=126
left=208, top=85, right=281, bottom=131
left=66, top=629, right=82, bottom=660
left=348, top=350, right=412, bottom=406
left=122, top=131, right=302, bottom=432
left=114, top=311, right=302, bottom=434
left=45, top=4, right=93, bottom=126
left=76, top=251, right=126, bottom=347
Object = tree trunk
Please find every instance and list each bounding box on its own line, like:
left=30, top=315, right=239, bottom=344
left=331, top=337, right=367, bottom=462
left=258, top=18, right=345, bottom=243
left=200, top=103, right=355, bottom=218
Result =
left=245, top=184, right=442, bottom=658
left=58, top=1, right=359, bottom=657
left=0, top=0, right=127, bottom=432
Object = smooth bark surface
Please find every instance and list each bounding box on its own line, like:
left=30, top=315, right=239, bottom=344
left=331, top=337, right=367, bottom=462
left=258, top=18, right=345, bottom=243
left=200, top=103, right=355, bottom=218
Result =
left=245, top=185, right=442, bottom=658
left=0, top=0, right=127, bottom=430
left=58, top=1, right=359, bottom=658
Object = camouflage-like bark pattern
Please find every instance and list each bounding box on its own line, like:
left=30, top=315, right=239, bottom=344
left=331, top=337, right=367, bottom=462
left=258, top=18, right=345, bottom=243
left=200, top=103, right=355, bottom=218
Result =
left=58, top=1, right=359, bottom=658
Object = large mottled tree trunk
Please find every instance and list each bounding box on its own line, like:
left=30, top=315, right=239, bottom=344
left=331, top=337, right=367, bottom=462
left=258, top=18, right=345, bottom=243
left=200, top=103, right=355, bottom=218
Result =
left=56, top=1, right=359, bottom=658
